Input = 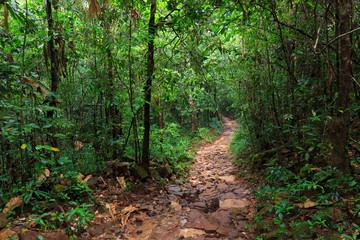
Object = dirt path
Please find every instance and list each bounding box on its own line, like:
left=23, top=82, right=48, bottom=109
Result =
left=85, top=117, right=255, bottom=240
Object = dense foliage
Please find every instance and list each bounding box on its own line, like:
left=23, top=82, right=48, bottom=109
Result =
left=0, top=0, right=359, bottom=238
left=228, top=1, right=360, bottom=238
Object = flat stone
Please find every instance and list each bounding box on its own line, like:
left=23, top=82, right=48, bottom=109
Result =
left=86, top=177, right=98, bottom=188
left=216, top=225, right=239, bottom=237
left=210, top=210, right=232, bottom=225
left=233, top=187, right=246, bottom=195
left=189, top=202, right=206, bottom=209
left=218, top=175, right=236, bottom=183
left=216, top=183, right=228, bottom=191
left=220, top=199, right=251, bottom=209
left=179, top=228, right=206, bottom=238
left=185, top=209, right=219, bottom=231
left=167, top=185, right=183, bottom=197
left=220, top=192, right=237, bottom=200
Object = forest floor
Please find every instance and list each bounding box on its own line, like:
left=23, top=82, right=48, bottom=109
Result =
left=84, top=117, right=256, bottom=240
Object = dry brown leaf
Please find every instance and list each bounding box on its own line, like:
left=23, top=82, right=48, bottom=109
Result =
left=38, top=169, right=51, bottom=181
left=3, top=197, right=23, bottom=213
left=310, top=167, right=322, bottom=171
left=170, top=201, right=182, bottom=211
left=78, top=173, right=85, bottom=182
left=105, top=203, right=117, bottom=219
left=120, top=205, right=138, bottom=215
left=120, top=205, right=139, bottom=228
left=74, top=140, right=84, bottom=151
left=38, top=175, right=46, bottom=182
left=84, top=174, right=92, bottom=183
left=116, top=176, right=126, bottom=189
left=295, top=198, right=319, bottom=209
left=44, top=169, right=51, bottom=177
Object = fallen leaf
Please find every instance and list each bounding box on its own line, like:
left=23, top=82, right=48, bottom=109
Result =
left=295, top=198, right=319, bottom=209
left=170, top=201, right=182, bottom=211
left=179, top=228, right=205, bottom=238
left=38, top=169, right=51, bottom=181
left=3, top=197, right=23, bottom=213
left=74, top=140, right=84, bottom=151
left=84, top=174, right=92, bottom=183
left=21, top=143, right=27, bottom=150
left=105, top=203, right=117, bottom=219
left=120, top=205, right=138, bottom=215
left=310, top=167, right=322, bottom=171
left=78, top=173, right=85, bottom=181
left=44, top=169, right=51, bottom=177
left=120, top=205, right=139, bottom=227
left=116, top=176, right=126, bottom=189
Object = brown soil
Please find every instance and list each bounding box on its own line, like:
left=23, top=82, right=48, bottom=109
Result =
left=84, top=117, right=256, bottom=240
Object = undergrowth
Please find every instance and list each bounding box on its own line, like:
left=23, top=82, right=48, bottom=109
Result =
left=1, top=170, right=95, bottom=237
left=150, top=118, right=222, bottom=175
left=231, top=120, right=360, bottom=239
left=0, top=118, right=222, bottom=237
left=254, top=162, right=360, bottom=239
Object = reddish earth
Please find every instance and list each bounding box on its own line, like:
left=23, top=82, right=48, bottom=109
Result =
left=84, top=117, right=256, bottom=240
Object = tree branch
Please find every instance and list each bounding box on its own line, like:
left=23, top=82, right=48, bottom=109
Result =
left=315, top=27, right=360, bottom=54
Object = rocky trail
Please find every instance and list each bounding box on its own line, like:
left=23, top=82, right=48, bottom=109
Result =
left=85, top=117, right=256, bottom=240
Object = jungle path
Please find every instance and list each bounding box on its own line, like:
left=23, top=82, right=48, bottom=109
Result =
left=85, top=117, right=255, bottom=240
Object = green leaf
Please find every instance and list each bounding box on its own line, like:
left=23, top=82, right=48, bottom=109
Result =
left=53, top=133, right=66, bottom=138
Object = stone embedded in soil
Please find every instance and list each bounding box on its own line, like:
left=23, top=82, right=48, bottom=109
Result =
left=220, top=199, right=251, bottom=209
left=215, top=182, right=229, bottom=192
left=220, top=192, right=238, bottom=200
left=210, top=210, right=232, bottom=225
left=190, top=201, right=207, bottom=209
left=216, top=225, right=239, bottom=238
left=233, top=187, right=247, bottom=195
left=179, top=228, right=206, bottom=238
left=167, top=185, right=185, bottom=197
left=185, top=209, right=219, bottom=231
left=218, top=175, right=236, bottom=183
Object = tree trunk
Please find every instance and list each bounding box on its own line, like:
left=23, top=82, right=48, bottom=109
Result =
left=142, top=0, right=156, bottom=172
left=189, top=94, right=197, bottom=131
left=328, top=0, right=353, bottom=173
left=45, top=0, right=60, bottom=118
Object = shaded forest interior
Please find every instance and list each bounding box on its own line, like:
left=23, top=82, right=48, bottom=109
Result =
left=0, top=0, right=360, bottom=239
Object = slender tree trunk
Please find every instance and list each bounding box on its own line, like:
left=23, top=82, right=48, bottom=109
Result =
left=142, top=0, right=156, bottom=172
left=328, top=0, right=353, bottom=172
left=128, top=3, right=140, bottom=162
left=189, top=94, right=197, bottom=131
left=45, top=0, right=61, bottom=153
left=46, top=0, right=60, bottom=118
